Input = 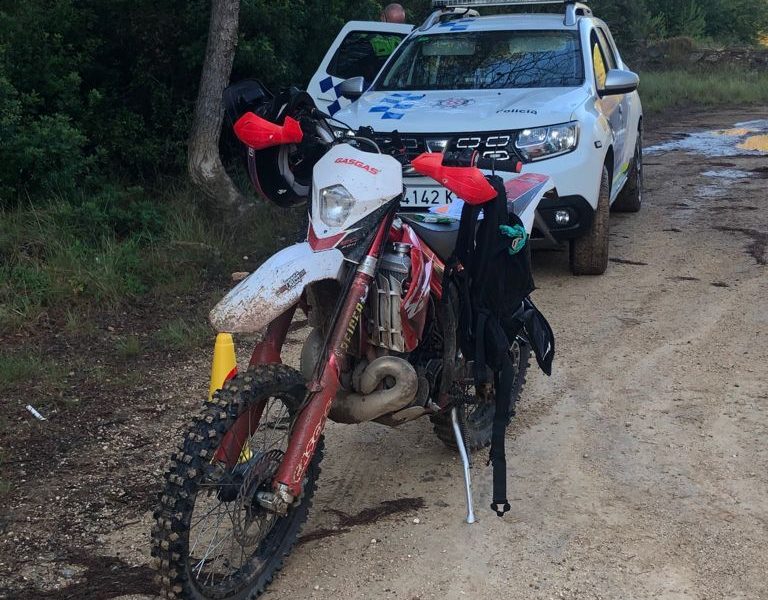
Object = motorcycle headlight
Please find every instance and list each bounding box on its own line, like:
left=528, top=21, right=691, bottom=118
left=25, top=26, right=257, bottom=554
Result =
left=515, top=122, right=579, bottom=161
left=319, top=185, right=354, bottom=227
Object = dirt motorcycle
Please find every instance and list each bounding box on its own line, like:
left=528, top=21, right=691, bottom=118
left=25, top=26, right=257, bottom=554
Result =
left=151, top=84, right=554, bottom=600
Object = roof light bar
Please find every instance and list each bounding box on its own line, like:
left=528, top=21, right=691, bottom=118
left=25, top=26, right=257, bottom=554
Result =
left=429, top=0, right=589, bottom=26
left=431, top=0, right=580, bottom=7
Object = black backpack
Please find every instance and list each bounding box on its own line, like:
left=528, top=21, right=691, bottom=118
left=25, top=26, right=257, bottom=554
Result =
left=448, top=174, right=555, bottom=516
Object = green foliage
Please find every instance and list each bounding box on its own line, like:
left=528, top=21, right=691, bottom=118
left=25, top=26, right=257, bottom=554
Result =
left=596, top=0, right=768, bottom=54
left=0, top=0, right=405, bottom=204
left=639, top=67, right=768, bottom=113
left=153, top=318, right=211, bottom=351
left=0, top=184, right=301, bottom=332
left=2, top=0, right=765, bottom=203
left=0, top=350, right=65, bottom=386
left=115, top=335, right=143, bottom=359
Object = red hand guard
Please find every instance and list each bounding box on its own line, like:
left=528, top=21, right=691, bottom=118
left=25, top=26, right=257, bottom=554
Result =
left=233, top=112, right=304, bottom=150
left=411, top=152, right=497, bottom=205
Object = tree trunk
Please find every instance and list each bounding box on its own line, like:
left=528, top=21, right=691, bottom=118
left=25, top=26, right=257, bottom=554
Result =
left=188, top=0, right=248, bottom=214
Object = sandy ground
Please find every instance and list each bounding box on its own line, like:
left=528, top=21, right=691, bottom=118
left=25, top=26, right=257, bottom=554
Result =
left=1, top=107, right=766, bottom=600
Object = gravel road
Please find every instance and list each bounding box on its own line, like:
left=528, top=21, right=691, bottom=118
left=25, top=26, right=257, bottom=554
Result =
left=2, top=108, right=766, bottom=600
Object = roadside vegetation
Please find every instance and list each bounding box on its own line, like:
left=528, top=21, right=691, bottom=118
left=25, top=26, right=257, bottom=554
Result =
left=0, top=186, right=300, bottom=333
left=640, top=67, right=768, bottom=114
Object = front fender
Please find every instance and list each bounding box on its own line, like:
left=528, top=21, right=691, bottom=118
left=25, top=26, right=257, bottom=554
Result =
left=506, top=173, right=556, bottom=233
left=209, top=242, right=345, bottom=333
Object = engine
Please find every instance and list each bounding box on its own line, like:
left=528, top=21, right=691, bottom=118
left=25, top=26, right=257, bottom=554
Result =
left=301, top=240, right=437, bottom=426
left=367, top=242, right=412, bottom=353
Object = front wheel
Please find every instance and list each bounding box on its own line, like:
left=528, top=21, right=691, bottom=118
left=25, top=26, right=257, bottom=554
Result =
left=431, top=338, right=530, bottom=451
left=570, top=164, right=611, bottom=276
left=151, top=365, right=322, bottom=600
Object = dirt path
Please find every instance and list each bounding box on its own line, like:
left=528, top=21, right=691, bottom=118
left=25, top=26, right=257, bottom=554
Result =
left=1, top=107, right=767, bottom=600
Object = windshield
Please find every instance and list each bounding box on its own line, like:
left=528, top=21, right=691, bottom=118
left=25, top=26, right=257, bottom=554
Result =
left=327, top=31, right=407, bottom=83
left=376, top=30, right=584, bottom=91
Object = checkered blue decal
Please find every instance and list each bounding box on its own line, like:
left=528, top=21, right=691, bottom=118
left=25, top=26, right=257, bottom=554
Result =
left=368, top=93, right=426, bottom=120
left=319, top=75, right=347, bottom=115
left=437, top=18, right=476, bottom=32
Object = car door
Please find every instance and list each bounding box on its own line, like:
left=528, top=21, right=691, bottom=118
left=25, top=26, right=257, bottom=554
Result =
left=590, top=29, right=626, bottom=196
left=603, top=26, right=641, bottom=162
left=307, top=21, right=413, bottom=115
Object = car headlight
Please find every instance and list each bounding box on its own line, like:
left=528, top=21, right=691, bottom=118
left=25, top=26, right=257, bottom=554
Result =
left=319, top=185, right=354, bottom=227
left=330, top=126, right=352, bottom=140
left=515, top=122, right=579, bottom=161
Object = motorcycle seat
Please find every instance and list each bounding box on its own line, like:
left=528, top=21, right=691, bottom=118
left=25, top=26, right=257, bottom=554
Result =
left=400, top=215, right=459, bottom=262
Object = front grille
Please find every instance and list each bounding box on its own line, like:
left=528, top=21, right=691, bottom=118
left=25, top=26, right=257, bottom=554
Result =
left=374, top=130, right=526, bottom=173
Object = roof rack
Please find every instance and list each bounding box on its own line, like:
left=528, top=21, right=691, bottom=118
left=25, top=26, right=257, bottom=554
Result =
left=428, top=0, right=591, bottom=26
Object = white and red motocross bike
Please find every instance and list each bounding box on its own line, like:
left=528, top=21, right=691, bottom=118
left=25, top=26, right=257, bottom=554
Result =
left=151, top=86, right=554, bottom=600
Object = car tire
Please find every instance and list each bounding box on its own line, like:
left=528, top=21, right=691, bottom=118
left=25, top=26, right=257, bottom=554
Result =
left=570, top=165, right=610, bottom=276
left=612, top=126, right=643, bottom=213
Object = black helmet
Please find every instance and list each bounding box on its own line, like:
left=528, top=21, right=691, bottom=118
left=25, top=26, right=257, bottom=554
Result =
left=224, top=81, right=332, bottom=208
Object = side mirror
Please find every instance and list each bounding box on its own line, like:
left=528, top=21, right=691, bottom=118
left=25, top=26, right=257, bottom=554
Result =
left=337, top=76, right=366, bottom=100
left=600, top=69, right=639, bottom=97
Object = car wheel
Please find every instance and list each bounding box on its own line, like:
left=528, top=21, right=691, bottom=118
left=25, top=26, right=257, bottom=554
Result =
left=570, top=165, right=610, bottom=276
left=612, top=126, right=643, bottom=213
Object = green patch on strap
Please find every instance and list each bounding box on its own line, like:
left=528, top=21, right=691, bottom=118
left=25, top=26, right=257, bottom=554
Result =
left=499, top=224, right=528, bottom=255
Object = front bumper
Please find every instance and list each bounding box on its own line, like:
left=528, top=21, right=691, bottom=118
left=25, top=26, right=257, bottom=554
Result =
left=532, top=193, right=594, bottom=247
left=402, top=174, right=595, bottom=247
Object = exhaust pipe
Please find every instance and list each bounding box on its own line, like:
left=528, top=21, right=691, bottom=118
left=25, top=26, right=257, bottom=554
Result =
left=329, top=356, right=418, bottom=424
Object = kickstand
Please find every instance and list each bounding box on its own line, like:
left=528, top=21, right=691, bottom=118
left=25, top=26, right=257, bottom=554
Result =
left=451, top=407, right=476, bottom=524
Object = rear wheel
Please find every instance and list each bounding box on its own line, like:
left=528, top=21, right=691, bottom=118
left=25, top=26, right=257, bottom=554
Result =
left=151, top=365, right=322, bottom=600
left=570, top=165, right=610, bottom=276
left=431, top=338, right=530, bottom=451
left=613, top=126, right=643, bottom=213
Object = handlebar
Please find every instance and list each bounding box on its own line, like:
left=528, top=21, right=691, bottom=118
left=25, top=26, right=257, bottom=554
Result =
left=232, top=110, right=504, bottom=205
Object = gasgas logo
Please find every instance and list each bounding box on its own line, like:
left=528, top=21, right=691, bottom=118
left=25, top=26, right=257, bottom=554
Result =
left=335, top=157, right=380, bottom=175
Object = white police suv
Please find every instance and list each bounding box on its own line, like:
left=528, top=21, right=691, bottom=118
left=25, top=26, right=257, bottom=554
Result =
left=307, top=0, right=643, bottom=275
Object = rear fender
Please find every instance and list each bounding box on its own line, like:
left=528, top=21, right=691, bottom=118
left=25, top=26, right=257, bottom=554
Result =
left=210, top=242, right=345, bottom=333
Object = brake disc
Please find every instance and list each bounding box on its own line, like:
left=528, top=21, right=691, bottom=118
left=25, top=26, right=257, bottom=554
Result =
left=232, top=449, right=284, bottom=546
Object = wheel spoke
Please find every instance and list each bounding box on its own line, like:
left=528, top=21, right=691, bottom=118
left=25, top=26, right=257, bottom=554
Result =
left=188, top=395, right=294, bottom=589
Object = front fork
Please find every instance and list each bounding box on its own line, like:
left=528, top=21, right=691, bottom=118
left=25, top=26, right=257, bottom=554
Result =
left=265, top=213, right=394, bottom=513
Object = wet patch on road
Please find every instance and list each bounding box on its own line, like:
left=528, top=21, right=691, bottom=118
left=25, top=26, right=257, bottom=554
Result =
left=646, top=119, right=768, bottom=157
left=702, top=169, right=752, bottom=179
left=298, top=497, right=426, bottom=546
left=669, top=276, right=701, bottom=282
left=738, top=134, right=768, bottom=152
left=708, top=205, right=759, bottom=212
left=609, top=258, right=648, bottom=266
left=714, top=226, right=768, bottom=265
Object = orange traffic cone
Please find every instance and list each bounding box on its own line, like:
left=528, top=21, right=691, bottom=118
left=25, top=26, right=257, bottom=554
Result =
left=208, top=333, right=238, bottom=400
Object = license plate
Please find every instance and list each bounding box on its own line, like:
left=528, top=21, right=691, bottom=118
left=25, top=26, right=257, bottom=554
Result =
left=402, top=186, right=455, bottom=207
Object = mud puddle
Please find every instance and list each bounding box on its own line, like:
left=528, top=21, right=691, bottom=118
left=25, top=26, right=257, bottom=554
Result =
left=298, top=497, right=426, bottom=546
left=646, top=119, right=768, bottom=157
